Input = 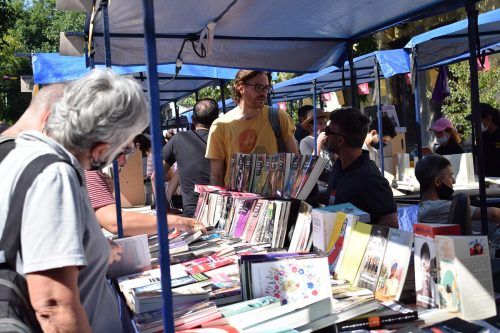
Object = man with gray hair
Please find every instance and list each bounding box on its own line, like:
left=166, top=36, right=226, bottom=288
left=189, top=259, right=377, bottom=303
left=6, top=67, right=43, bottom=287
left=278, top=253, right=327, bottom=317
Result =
left=163, top=98, right=219, bottom=217
left=0, top=69, right=148, bottom=332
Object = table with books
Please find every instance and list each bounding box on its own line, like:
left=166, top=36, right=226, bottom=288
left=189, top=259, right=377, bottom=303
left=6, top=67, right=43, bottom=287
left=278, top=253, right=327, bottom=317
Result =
left=108, top=153, right=499, bottom=333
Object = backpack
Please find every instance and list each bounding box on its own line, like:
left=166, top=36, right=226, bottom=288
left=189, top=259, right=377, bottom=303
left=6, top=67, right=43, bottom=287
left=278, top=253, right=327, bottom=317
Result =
left=268, top=107, right=287, bottom=153
left=0, top=154, right=82, bottom=333
left=0, top=136, right=15, bottom=164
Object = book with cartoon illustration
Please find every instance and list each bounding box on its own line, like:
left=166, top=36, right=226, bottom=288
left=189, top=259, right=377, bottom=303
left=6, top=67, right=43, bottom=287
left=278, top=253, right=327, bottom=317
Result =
left=435, top=235, right=495, bottom=320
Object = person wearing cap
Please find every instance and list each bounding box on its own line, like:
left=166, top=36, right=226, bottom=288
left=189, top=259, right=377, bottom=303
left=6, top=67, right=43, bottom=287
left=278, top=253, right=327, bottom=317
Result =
left=429, top=117, right=464, bottom=155
left=295, top=105, right=313, bottom=143
left=480, top=103, right=500, bottom=177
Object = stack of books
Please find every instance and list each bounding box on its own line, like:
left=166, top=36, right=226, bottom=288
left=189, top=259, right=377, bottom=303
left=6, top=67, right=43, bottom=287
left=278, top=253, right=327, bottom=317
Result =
left=228, top=152, right=328, bottom=200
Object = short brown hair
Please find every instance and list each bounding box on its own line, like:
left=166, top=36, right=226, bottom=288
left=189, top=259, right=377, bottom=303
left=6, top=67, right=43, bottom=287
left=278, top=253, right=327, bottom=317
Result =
left=329, top=107, right=370, bottom=148
left=231, top=70, right=272, bottom=104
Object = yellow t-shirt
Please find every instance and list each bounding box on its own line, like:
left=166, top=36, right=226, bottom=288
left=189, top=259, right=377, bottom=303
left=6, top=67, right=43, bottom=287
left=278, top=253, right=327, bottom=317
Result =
left=206, top=105, right=295, bottom=186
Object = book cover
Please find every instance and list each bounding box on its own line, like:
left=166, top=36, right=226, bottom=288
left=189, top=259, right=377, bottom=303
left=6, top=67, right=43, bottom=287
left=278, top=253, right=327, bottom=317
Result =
left=242, top=199, right=266, bottom=242
left=232, top=199, right=257, bottom=238
left=374, top=229, right=413, bottom=302
left=355, top=225, right=390, bottom=291
left=250, top=257, right=331, bottom=305
left=335, top=222, right=373, bottom=284
left=108, top=234, right=152, bottom=279
left=413, top=223, right=461, bottom=238
left=414, top=235, right=438, bottom=308
left=435, top=235, right=495, bottom=320
left=255, top=156, right=271, bottom=196
left=284, top=154, right=302, bottom=199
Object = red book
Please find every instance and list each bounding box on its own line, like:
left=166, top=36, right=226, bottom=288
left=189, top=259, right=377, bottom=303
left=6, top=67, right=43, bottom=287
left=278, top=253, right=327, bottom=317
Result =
left=186, top=257, right=236, bottom=275
left=413, top=223, right=461, bottom=239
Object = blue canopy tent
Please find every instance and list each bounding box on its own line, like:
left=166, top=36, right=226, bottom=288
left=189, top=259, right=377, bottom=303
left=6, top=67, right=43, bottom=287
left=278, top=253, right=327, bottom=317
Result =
left=271, top=49, right=411, bottom=172
left=404, top=8, right=500, bottom=237
left=74, top=0, right=484, bottom=331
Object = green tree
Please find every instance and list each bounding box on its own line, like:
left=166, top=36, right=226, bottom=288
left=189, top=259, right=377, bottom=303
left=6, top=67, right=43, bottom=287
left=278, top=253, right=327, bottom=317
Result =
left=441, top=61, right=500, bottom=139
left=0, top=0, right=85, bottom=123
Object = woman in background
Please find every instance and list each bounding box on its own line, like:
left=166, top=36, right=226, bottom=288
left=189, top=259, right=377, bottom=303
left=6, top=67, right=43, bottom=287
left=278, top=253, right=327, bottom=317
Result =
left=429, top=117, right=464, bottom=155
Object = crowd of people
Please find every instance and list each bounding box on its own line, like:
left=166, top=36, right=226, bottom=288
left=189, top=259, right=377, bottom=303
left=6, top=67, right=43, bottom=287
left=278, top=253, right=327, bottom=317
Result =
left=0, top=67, right=499, bottom=331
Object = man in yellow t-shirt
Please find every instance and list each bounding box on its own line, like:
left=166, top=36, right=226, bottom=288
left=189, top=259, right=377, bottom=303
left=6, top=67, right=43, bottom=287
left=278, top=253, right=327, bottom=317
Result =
left=206, top=70, right=297, bottom=186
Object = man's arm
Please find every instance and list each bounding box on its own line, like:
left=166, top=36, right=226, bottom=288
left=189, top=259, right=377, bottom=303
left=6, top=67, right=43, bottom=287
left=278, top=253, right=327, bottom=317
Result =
left=377, top=212, right=399, bottom=228
left=284, top=136, right=299, bottom=154
left=210, top=159, right=226, bottom=186
left=472, top=206, right=500, bottom=222
left=95, top=204, right=204, bottom=236
left=27, top=267, right=91, bottom=333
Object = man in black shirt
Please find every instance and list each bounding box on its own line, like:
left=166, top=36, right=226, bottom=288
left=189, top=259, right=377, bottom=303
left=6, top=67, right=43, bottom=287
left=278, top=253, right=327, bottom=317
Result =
left=324, top=108, right=398, bottom=228
left=480, top=103, right=500, bottom=177
left=163, top=99, right=219, bottom=217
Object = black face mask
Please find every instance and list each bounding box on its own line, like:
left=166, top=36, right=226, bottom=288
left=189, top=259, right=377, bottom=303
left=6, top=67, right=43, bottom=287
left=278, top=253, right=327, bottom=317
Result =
left=90, top=158, right=108, bottom=171
left=436, top=183, right=454, bottom=201
left=370, top=141, right=387, bottom=149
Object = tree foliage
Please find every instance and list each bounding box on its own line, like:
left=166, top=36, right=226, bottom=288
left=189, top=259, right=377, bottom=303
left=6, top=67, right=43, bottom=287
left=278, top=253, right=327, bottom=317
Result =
left=0, top=0, right=85, bottom=123
left=441, top=60, right=500, bottom=139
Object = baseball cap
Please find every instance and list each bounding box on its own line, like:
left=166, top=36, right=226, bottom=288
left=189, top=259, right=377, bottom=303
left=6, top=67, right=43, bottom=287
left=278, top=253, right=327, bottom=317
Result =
left=430, top=118, right=454, bottom=132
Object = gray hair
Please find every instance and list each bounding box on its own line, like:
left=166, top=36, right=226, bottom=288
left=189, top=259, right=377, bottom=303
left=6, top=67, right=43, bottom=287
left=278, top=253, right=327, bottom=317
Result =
left=46, top=69, right=149, bottom=156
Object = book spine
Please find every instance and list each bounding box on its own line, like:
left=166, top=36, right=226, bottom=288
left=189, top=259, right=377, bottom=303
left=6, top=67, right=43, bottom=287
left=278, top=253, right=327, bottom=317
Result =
left=337, top=311, right=418, bottom=331
left=413, top=224, right=461, bottom=238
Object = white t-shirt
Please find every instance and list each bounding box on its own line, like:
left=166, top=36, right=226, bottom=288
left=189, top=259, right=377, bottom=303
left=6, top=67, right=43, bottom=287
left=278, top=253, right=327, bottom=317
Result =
left=0, top=131, right=121, bottom=332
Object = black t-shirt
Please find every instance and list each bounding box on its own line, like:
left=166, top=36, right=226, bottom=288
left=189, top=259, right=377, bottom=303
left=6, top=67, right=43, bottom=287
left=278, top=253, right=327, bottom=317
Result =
left=162, top=129, right=211, bottom=217
left=327, top=150, right=397, bottom=224
left=434, top=138, right=464, bottom=155
left=483, top=128, right=500, bottom=177
left=294, top=124, right=309, bottom=144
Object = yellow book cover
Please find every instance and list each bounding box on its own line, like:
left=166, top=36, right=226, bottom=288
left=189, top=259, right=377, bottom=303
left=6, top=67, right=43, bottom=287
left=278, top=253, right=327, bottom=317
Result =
left=335, top=222, right=372, bottom=284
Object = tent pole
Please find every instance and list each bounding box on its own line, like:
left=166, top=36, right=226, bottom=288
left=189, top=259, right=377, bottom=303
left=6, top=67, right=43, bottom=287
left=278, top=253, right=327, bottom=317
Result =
left=103, top=2, right=124, bottom=239
left=141, top=1, right=175, bottom=332
left=219, top=79, right=227, bottom=113
left=312, top=79, right=318, bottom=155
left=466, top=0, right=488, bottom=236
left=401, top=77, right=407, bottom=128
left=411, top=47, right=423, bottom=160
left=374, top=59, right=385, bottom=174
left=194, top=90, right=199, bottom=101
left=174, top=100, right=180, bottom=131
left=347, top=42, right=358, bottom=109
left=319, top=90, right=325, bottom=111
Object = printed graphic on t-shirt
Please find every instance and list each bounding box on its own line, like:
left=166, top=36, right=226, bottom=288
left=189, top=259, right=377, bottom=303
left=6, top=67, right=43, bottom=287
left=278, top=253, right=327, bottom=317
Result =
left=239, top=129, right=258, bottom=153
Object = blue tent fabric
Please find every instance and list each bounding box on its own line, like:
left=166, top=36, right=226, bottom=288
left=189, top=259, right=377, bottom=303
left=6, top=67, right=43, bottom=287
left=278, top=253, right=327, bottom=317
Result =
left=272, top=49, right=410, bottom=102
left=87, top=0, right=475, bottom=72
left=405, top=8, right=500, bottom=69
left=32, top=53, right=240, bottom=84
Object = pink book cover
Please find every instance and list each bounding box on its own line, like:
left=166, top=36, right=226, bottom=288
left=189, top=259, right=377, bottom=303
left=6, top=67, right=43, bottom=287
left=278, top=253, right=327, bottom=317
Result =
left=232, top=200, right=256, bottom=238
left=175, top=311, right=223, bottom=331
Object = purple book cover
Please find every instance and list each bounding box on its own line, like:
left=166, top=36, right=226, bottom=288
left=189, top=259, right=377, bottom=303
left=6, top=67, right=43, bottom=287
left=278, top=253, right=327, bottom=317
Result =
left=233, top=200, right=256, bottom=238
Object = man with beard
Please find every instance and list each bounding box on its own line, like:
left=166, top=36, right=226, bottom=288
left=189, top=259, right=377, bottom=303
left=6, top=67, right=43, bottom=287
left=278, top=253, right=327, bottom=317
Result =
left=324, top=108, right=398, bottom=227
left=206, top=70, right=297, bottom=187
left=416, top=154, right=500, bottom=228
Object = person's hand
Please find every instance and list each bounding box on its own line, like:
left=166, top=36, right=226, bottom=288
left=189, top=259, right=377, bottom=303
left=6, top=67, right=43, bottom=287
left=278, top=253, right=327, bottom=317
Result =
left=174, top=216, right=207, bottom=234
left=317, top=132, right=328, bottom=153
left=108, top=240, right=123, bottom=265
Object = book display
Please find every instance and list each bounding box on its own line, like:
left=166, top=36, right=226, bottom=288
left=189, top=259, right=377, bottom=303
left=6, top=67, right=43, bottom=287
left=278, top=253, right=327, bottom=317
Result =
left=108, top=188, right=497, bottom=332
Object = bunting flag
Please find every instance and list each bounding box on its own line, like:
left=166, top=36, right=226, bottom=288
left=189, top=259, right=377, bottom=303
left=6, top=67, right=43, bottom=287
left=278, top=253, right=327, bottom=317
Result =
left=358, top=83, right=370, bottom=95
left=321, top=92, right=332, bottom=101
left=405, top=73, right=412, bottom=86
left=478, top=55, right=490, bottom=71
left=277, top=102, right=287, bottom=110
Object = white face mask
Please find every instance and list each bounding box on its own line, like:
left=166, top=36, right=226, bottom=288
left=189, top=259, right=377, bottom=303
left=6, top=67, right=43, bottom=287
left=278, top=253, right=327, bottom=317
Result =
left=435, top=134, right=450, bottom=146
left=481, top=123, right=488, bottom=132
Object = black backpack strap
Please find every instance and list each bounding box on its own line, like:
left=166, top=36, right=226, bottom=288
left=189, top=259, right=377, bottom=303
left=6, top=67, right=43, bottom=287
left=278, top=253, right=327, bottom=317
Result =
left=0, top=136, right=16, bottom=165
left=268, top=107, right=282, bottom=139
left=0, top=154, right=82, bottom=269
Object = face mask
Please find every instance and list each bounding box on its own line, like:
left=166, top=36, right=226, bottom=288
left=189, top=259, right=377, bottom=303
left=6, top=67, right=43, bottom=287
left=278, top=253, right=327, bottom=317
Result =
left=481, top=123, right=488, bottom=132
left=436, top=182, right=454, bottom=201
left=435, top=134, right=450, bottom=146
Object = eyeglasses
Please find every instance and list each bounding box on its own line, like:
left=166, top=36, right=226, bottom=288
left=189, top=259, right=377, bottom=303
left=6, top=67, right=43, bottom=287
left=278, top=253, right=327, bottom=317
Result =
left=324, top=127, right=343, bottom=137
left=244, top=84, right=272, bottom=93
